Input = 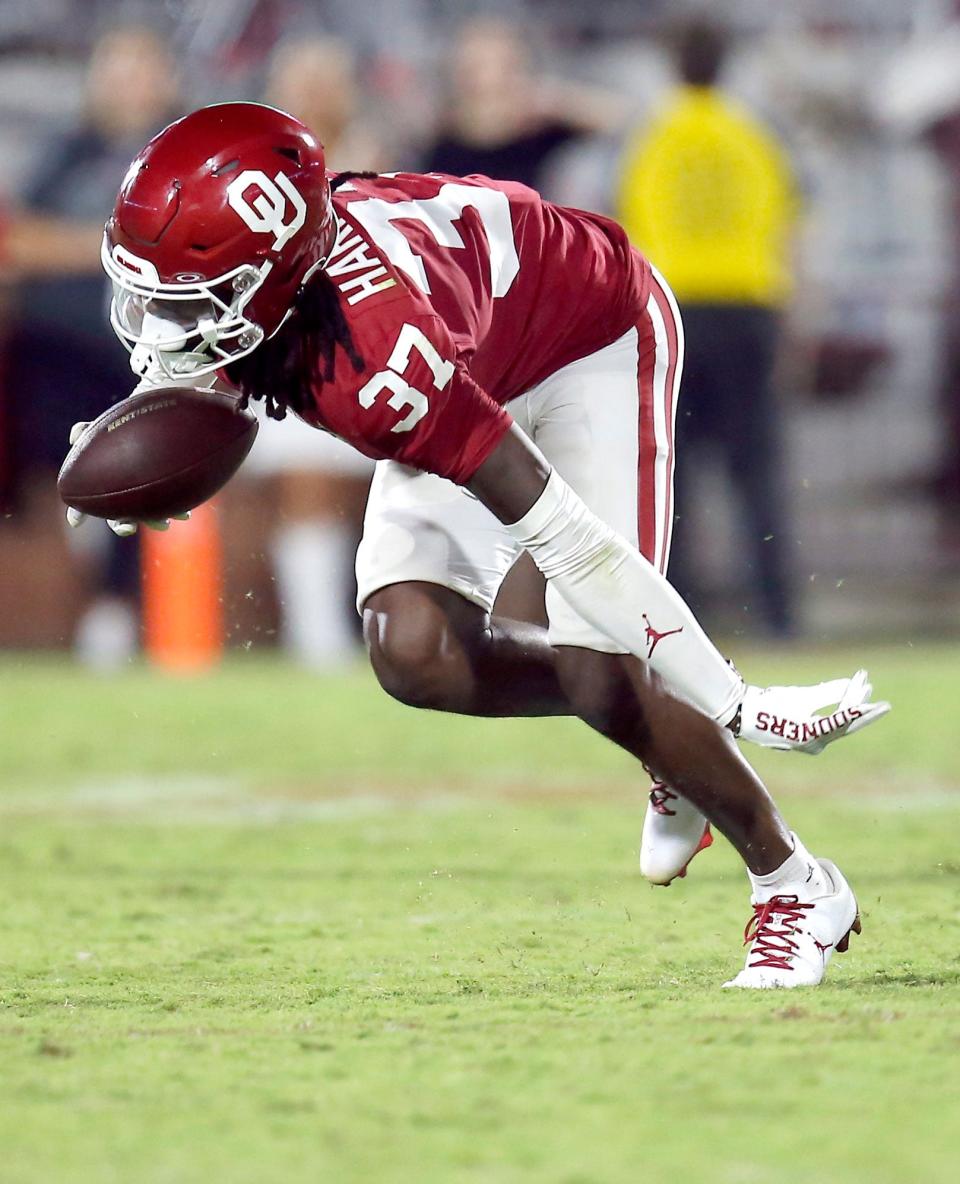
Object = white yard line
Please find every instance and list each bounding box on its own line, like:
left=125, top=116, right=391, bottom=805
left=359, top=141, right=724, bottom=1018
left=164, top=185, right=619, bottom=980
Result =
left=0, top=774, right=471, bottom=824
left=2, top=771, right=959, bottom=824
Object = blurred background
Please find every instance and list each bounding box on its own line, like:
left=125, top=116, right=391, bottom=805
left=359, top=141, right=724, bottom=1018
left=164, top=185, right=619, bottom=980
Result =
left=2, top=0, right=959, bottom=672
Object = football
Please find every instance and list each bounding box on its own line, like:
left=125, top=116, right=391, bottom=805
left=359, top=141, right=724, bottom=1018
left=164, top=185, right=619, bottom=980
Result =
left=57, top=387, right=258, bottom=521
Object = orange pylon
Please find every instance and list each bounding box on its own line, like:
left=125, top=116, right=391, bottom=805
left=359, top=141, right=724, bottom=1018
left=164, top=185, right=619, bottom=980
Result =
left=141, top=501, right=223, bottom=672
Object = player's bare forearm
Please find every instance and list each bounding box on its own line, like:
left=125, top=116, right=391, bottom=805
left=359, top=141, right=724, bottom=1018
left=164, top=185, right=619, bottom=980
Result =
left=466, top=425, right=551, bottom=524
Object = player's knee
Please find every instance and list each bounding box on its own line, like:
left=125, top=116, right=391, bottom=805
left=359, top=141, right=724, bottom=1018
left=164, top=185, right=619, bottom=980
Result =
left=362, top=587, right=462, bottom=711
left=556, top=649, right=650, bottom=742
left=365, top=618, right=448, bottom=709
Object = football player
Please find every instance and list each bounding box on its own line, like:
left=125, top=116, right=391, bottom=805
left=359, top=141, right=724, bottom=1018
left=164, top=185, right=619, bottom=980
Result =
left=68, top=104, right=890, bottom=987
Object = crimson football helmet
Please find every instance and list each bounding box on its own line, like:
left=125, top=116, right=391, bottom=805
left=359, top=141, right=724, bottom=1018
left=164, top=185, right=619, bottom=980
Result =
left=102, top=102, right=336, bottom=380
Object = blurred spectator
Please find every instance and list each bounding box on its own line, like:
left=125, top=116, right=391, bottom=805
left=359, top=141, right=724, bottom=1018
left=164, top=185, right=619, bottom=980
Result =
left=422, top=16, right=626, bottom=194
left=170, top=0, right=431, bottom=151
left=617, top=18, right=799, bottom=635
left=0, top=213, right=102, bottom=279
left=4, top=24, right=180, bottom=666
left=267, top=36, right=387, bottom=172
left=239, top=37, right=385, bottom=667
left=0, top=208, right=102, bottom=511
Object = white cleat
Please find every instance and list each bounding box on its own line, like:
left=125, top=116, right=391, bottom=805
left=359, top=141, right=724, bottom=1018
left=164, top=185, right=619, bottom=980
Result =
left=639, top=783, right=713, bottom=886
left=723, top=859, right=861, bottom=989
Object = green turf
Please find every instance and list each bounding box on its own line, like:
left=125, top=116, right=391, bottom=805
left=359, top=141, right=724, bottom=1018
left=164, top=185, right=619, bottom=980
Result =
left=1, top=643, right=959, bottom=1183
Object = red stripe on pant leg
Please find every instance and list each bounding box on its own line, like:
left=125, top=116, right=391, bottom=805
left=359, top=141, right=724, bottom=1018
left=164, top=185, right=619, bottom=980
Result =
left=649, top=274, right=681, bottom=575
left=636, top=310, right=658, bottom=567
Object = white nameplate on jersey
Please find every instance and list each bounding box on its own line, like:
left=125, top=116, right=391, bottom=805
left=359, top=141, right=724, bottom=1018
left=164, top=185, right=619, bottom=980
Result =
left=346, top=183, right=520, bottom=298
left=326, top=222, right=397, bottom=305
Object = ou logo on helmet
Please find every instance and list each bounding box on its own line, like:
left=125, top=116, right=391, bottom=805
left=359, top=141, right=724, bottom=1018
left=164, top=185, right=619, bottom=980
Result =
left=226, top=169, right=307, bottom=250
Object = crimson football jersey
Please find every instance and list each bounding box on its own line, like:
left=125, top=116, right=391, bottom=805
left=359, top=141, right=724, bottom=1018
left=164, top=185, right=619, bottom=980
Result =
left=296, top=173, right=652, bottom=483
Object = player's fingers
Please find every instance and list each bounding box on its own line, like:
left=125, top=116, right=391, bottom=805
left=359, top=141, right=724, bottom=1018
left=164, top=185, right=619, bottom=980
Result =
left=65, top=506, right=86, bottom=528
left=837, top=669, right=871, bottom=712
left=774, top=678, right=850, bottom=716
left=844, top=700, right=892, bottom=736
left=108, top=519, right=139, bottom=537
left=68, top=421, right=90, bottom=446
left=807, top=699, right=891, bottom=753
left=811, top=676, right=857, bottom=710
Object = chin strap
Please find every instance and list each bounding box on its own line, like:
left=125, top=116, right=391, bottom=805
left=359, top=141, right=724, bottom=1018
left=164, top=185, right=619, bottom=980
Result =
left=130, top=343, right=153, bottom=376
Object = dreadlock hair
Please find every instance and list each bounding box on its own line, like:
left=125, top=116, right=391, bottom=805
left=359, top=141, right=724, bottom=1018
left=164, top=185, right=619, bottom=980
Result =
left=227, top=171, right=379, bottom=420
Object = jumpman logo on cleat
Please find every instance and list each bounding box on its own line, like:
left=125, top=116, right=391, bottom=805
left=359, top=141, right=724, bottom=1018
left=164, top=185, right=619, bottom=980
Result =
left=813, top=939, right=833, bottom=962
left=643, top=614, right=684, bottom=659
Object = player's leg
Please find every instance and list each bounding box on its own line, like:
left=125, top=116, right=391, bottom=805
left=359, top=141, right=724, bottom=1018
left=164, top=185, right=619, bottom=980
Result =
left=515, top=269, right=710, bottom=882
left=357, top=455, right=571, bottom=717
left=552, top=643, right=859, bottom=987
left=364, top=580, right=565, bottom=717
left=526, top=278, right=858, bottom=985
left=560, top=647, right=792, bottom=869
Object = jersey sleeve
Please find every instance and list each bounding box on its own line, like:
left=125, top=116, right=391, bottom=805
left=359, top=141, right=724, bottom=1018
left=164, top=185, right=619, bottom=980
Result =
left=306, top=302, right=512, bottom=486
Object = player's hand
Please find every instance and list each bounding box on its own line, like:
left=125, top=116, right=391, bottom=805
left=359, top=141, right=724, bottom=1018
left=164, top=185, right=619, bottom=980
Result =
left=64, top=422, right=190, bottom=535
left=737, top=669, right=890, bottom=755
left=65, top=505, right=190, bottom=536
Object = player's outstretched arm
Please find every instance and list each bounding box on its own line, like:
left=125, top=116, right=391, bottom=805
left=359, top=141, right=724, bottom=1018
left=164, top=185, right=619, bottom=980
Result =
left=467, top=426, right=889, bottom=752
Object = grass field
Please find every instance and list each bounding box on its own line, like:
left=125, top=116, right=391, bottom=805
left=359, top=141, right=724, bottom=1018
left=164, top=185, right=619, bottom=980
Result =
left=1, top=642, right=959, bottom=1183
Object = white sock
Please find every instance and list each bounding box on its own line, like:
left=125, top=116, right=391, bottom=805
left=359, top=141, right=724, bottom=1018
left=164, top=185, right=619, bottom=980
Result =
left=272, top=520, right=356, bottom=668
left=748, top=833, right=828, bottom=902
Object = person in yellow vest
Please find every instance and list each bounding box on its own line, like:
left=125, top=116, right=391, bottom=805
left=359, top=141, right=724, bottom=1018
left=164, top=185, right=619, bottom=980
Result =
left=618, top=19, right=798, bottom=635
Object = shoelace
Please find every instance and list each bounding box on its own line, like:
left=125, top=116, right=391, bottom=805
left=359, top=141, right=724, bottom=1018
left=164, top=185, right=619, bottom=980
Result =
left=649, top=782, right=678, bottom=816
left=742, top=895, right=814, bottom=971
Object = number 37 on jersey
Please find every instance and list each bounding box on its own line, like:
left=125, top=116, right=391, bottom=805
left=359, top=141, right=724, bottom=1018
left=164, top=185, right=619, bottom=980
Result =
left=358, top=323, right=454, bottom=434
